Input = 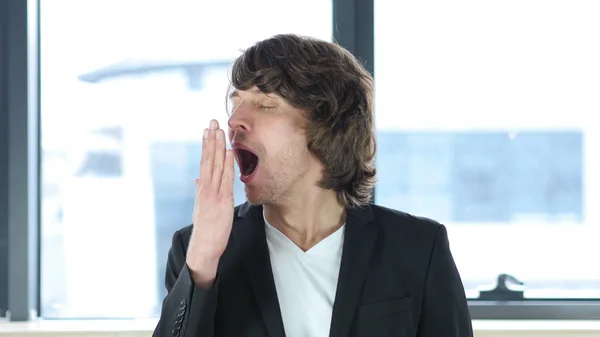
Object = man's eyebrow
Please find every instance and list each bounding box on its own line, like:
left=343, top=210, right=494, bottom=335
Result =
left=229, top=88, right=261, bottom=99
left=229, top=88, right=280, bottom=103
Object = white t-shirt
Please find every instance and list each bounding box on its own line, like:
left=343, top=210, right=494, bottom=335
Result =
left=264, top=212, right=345, bottom=337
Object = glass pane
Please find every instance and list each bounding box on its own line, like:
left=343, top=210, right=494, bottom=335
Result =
left=375, top=0, right=600, bottom=299
left=40, top=0, right=332, bottom=318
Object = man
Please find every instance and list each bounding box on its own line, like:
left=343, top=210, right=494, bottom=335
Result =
left=153, top=34, right=473, bottom=337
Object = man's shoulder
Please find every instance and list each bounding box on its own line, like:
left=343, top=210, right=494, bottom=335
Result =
left=367, top=203, right=444, bottom=242
left=365, top=205, right=448, bottom=268
left=369, top=203, right=441, bottom=227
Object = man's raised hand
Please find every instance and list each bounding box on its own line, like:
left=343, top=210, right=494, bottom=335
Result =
left=186, top=119, right=235, bottom=288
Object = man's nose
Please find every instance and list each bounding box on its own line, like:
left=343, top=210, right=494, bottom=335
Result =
left=228, top=106, right=250, bottom=133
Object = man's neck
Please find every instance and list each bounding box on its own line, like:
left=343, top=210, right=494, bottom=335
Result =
left=264, top=189, right=345, bottom=252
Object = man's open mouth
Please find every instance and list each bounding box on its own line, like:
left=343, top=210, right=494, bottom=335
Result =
left=236, top=148, right=259, bottom=176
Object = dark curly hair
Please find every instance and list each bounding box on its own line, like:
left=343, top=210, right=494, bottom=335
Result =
left=228, top=34, right=376, bottom=208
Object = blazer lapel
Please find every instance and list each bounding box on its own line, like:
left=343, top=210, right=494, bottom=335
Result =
left=232, top=203, right=286, bottom=337
left=329, top=205, right=378, bottom=337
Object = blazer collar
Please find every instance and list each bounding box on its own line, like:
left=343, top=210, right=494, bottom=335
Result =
left=232, top=203, right=285, bottom=337
left=232, top=202, right=378, bottom=337
left=330, top=204, right=378, bottom=337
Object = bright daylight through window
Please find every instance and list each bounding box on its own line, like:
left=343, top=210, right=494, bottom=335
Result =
left=375, top=0, right=600, bottom=300
left=39, top=0, right=599, bottom=320
left=39, top=0, right=332, bottom=318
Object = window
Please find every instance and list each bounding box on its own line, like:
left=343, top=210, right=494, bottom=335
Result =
left=40, top=0, right=332, bottom=318
left=375, top=0, right=600, bottom=300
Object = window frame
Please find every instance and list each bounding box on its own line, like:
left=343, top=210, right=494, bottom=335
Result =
left=2, top=0, right=41, bottom=322
left=2, top=0, right=600, bottom=322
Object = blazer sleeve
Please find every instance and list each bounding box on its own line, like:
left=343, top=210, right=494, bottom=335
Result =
left=417, top=224, right=474, bottom=337
left=153, top=229, right=219, bottom=337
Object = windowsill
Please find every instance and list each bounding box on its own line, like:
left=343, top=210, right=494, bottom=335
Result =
left=1, top=319, right=600, bottom=336
left=0, top=318, right=157, bottom=335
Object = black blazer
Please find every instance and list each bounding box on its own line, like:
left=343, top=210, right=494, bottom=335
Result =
left=153, top=202, right=473, bottom=337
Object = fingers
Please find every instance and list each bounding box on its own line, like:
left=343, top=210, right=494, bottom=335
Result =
left=200, top=119, right=232, bottom=196
left=200, top=120, right=219, bottom=184
left=211, top=128, right=226, bottom=190
left=219, top=149, right=235, bottom=197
